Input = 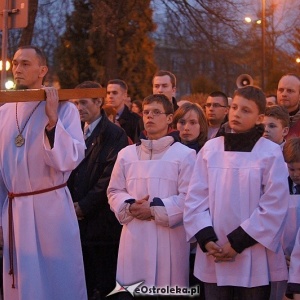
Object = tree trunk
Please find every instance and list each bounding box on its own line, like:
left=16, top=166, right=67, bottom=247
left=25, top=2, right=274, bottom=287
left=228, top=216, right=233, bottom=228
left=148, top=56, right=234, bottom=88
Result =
left=19, top=0, right=38, bottom=46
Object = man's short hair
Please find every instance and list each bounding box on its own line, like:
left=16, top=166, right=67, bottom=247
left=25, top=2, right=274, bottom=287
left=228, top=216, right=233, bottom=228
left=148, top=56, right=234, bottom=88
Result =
left=107, top=79, right=128, bottom=91
left=143, top=94, right=174, bottom=115
left=283, top=137, right=300, bottom=163
left=279, top=73, right=300, bottom=82
left=233, top=85, right=266, bottom=114
left=75, top=80, right=103, bottom=107
left=208, top=91, right=228, bottom=106
left=18, top=45, right=47, bottom=66
left=264, top=105, right=290, bottom=128
left=152, top=70, right=176, bottom=88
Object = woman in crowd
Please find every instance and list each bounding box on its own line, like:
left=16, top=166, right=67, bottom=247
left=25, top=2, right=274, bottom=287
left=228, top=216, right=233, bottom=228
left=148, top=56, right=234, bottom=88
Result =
left=173, top=101, right=207, bottom=299
left=173, top=101, right=208, bottom=153
left=131, top=100, right=143, bottom=116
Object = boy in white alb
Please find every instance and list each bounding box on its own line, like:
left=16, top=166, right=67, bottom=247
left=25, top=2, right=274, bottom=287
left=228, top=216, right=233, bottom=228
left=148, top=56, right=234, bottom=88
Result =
left=184, top=86, right=289, bottom=300
left=108, top=94, right=196, bottom=297
left=287, top=228, right=300, bottom=299
left=283, top=138, right=300, bottom=299
left=262, top=105, right=290, bottom=299
left=262, top=105, right=289, bottom=150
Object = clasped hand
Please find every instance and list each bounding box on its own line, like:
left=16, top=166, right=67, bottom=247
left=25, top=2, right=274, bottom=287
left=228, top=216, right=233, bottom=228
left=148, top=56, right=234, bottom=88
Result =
left=205, top=241, right=237, bottom=262
left=129, top=195, right=152, bottom=221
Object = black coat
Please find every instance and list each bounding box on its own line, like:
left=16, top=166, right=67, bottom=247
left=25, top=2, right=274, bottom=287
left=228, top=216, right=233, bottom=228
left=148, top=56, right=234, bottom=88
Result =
left=118, top=104, right=143, bottom=143
left=68, top=111, right=129, bottom=245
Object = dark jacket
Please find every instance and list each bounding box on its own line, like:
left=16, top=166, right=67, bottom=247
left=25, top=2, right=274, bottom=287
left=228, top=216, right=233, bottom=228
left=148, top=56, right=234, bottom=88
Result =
left=172, top=97, right=179, bottom=112
left=118, top=104, right=143, bottom=143
left=68, top=110, right=128, bottom=245
left=172, top=130, right=202, bottom=153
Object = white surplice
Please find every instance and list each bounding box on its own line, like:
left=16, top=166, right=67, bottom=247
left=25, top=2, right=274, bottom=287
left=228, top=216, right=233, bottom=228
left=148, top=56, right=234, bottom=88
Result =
left=108, top=137, right=196, bottom=289
left=282, top=193, right=300, bottom=256
left=184, top=136, right=289, bottom=287
left=0, top=101, right=87, bottom=300
left=289, top=227, right=300, bottom=286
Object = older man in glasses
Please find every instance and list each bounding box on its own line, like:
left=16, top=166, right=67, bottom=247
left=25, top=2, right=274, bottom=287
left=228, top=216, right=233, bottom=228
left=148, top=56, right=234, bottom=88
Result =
left=277, top=73, right=300, bottom=139
left=204, top=91, right=229, bottom=139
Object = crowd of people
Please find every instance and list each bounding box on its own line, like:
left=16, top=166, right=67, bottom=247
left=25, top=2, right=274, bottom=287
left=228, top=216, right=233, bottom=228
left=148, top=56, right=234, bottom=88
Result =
left=0, top=45, right=299, bottom=300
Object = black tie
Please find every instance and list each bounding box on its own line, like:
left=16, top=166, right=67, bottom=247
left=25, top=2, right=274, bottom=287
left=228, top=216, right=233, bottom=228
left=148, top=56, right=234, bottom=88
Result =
left=295, top=185, right=300, bottom=195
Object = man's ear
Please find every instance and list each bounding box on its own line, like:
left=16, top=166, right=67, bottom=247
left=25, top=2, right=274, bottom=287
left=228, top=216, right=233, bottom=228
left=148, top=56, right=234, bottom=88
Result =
left=256, top=113, right=265, bottom=124
left=283, top=126, right=289, bottom=137
left=172, top=87, right=176, bottom=98
left=95, top=98, right=103, bottom=107
left=167, top=114, right=173, bottom=125
left=39, top=65, right=48, bottom=78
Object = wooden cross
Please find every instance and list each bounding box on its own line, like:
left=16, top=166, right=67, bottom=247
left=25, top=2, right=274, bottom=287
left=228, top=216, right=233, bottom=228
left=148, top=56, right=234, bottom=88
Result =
left=0, top=88, right=107, bottom=103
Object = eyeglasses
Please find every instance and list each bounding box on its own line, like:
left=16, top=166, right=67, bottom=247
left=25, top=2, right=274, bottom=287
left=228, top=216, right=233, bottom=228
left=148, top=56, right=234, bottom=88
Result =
left=204, top=103, right=227, bottom=108
left=277, top=88, right=297, bottom=94
left=142, top=109, right=168, bottom=117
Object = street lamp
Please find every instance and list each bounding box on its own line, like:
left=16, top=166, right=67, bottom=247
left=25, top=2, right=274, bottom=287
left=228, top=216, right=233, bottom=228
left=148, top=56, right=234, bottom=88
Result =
left=0, top=60, right=12, bottom=90
left=245, top=17, right=261, bottom=25
left=244, top=0, right=266, bottom=90
left=261, top=0, right=266, bottom=91
left=5, top=80, right=14, bottom=89
left=0, top=60, right=11, bottom=71
left=296, top=57, right=300, bottom=64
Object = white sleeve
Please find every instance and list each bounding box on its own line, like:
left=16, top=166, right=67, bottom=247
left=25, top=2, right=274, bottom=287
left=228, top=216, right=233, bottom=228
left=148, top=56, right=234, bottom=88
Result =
left=107, top=150, right=135, bottom=224
left=162, top=150, right=196, bottom=228
left=240, top=150, right=289, bottom=252
left=184, top=146, right=213, bottom=243
left=289, top=227, right=300, bottom=284
left=43, top=103, right=85, bottom=172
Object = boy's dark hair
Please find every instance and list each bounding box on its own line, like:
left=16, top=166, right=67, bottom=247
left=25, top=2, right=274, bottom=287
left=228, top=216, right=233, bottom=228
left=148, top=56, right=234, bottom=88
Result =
left=18, top=45, right=47, bottom=66
left=233, top=86, right=266, bottom=114
left=107, top=79, right=128, bottom=91
left=208, top=91, right=228, bottom=106
left=283, top=138, right=300, bottom=163
left=152, top=70, right=176, bottom=88
left=264, top=105, right=290, bottom=128
left=266, top=94, right=277, bottom=99
left=143, top=94, right=174, bottom=115
left=75, top=81, right=103, bottom=107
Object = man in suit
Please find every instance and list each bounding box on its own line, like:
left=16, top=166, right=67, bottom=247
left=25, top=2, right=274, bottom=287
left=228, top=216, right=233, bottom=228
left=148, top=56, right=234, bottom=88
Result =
left=204, top=91, right=229, bottom=139
left=152, top=70, right=179, bottom=111
left=68, top=81, right=128, bottom=299
left=106, top=79, right=143, bottom=143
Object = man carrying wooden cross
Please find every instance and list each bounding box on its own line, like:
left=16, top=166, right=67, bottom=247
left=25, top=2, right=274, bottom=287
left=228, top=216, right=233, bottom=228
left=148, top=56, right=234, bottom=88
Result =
left=0, top=45, right=87, bottom=300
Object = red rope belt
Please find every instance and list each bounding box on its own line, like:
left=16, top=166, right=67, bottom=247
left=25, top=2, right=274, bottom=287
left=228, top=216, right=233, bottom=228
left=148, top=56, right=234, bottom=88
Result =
left=7, top=182, right=67, bottom=288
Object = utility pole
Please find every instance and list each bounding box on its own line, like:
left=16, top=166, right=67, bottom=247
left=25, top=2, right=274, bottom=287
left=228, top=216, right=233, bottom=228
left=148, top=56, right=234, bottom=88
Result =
left=1, top=0, right=9, bottom=89
left=261, top=0, right=266, bottom=91
left=0, top=0, right=28, bottom=89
